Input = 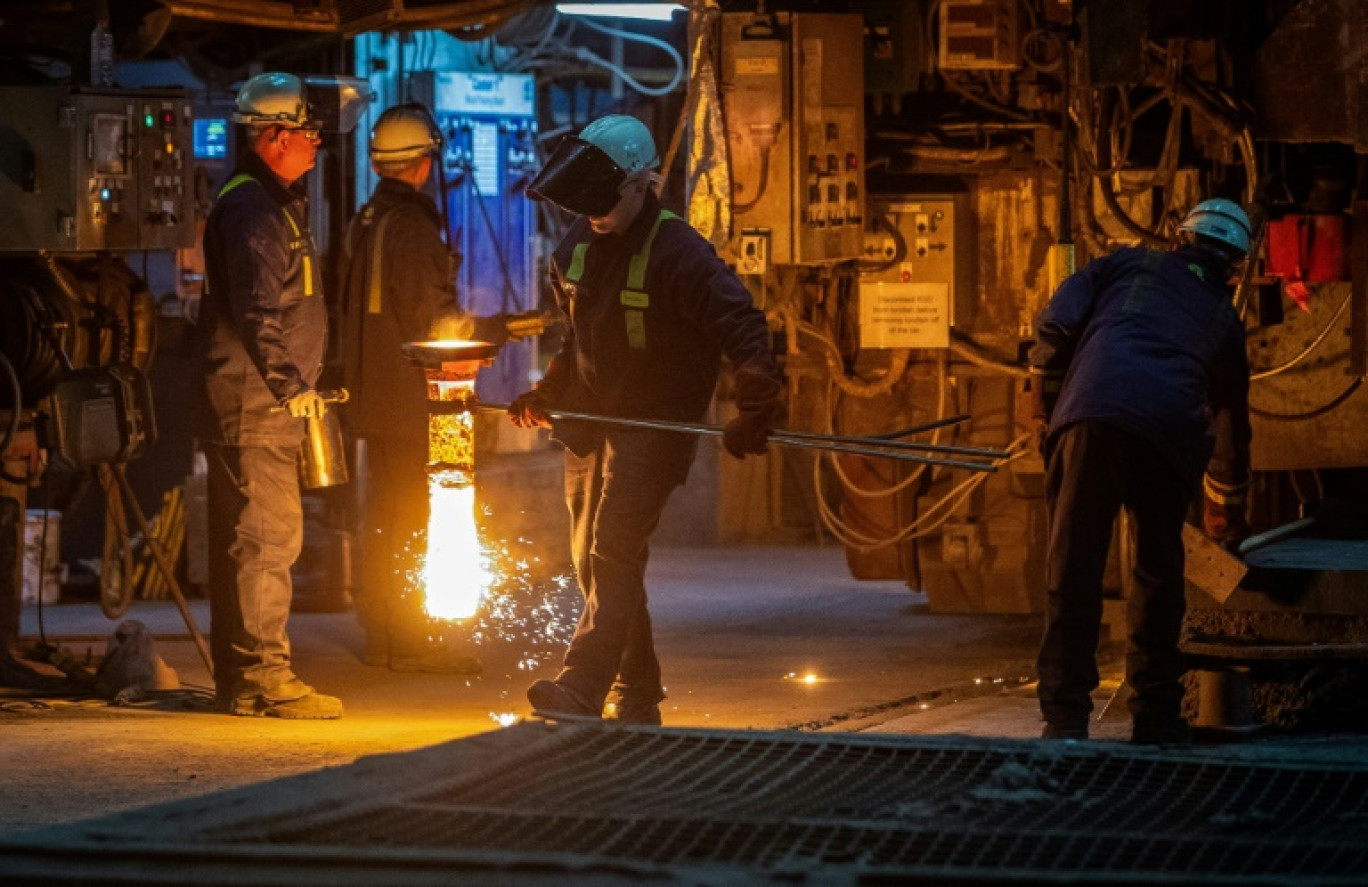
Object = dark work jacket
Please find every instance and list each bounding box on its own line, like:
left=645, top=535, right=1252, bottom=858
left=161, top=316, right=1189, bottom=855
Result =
left=197, top=149, right=325, bottom=446
left=541, top=192, right=775, bottom=456
left=338, top=177, right=467, bottom=443
left=1029, top=245, right=1251, bottom=487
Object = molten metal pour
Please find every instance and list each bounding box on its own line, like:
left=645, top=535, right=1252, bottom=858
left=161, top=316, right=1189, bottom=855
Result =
left=402, top=340, right=501, bottom=621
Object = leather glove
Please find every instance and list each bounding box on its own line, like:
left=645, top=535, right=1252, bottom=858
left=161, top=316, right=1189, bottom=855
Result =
left=283, top=388, right=327, bottom=419
left=471, top=314, right=511, bottom=346
left=508, top=386, right=555, bottom=429
left=1202, top=474, right=1251, bottom=550
left=723, top=363, right=784, bottom=459
left=722, top=409, right=774, bottom=458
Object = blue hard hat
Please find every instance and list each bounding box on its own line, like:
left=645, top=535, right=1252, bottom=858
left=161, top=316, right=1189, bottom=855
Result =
left=1178, top=199, right=1252, bottom=255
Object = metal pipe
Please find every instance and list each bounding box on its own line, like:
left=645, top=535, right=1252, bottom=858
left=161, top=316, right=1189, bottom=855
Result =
left=480, top=404, right=1001, bottom=472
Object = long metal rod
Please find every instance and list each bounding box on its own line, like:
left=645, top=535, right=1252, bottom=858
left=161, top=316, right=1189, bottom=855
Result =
left=107, top=463, right=214, bottom=678
left=873, top=414, right=972, bottom=439
left=763, top=425, right=1006, bottom=459
left=480, top=404, right=1000, bottom=472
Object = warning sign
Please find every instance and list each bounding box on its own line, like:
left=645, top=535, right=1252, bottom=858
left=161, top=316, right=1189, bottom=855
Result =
left=858, top=282, right=949, bottom=348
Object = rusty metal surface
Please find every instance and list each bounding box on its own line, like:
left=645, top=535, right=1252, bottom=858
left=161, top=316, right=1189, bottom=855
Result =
left=1248, top=282, right=1368, bottom=470
left=1251, top=0, right=1368, bottom=145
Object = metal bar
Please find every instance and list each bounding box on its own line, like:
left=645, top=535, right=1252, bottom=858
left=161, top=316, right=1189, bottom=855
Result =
left=766, top=426, right=1006, bottom=459
left=108, top=463, right=214, bottom=679
left=481, top=404, right=999, bottom=472
left=872, top=414, right=971, bottom=439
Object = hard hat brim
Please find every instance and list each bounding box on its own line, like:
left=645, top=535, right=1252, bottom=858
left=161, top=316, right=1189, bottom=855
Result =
left=526, top=138, right=625, bottom=217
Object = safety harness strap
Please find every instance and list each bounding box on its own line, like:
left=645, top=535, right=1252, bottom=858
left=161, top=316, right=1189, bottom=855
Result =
left=215, top=174, right=315, bottom=297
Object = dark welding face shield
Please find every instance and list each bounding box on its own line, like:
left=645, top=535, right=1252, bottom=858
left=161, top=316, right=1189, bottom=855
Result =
left=527, top=137, right=626, bottom=217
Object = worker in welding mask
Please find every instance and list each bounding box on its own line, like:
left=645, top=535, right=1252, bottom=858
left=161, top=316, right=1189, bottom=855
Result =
left=196, top=72, right=352, bottom=719
left=338, top=103, right=513, bottom=672
left=1029, top=198, right=1253, bottom=745
left=509, top=114, right=783, bottom=725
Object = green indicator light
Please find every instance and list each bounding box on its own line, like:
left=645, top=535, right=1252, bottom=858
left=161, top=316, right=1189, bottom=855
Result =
left=144, top=114, right=154, bottom=128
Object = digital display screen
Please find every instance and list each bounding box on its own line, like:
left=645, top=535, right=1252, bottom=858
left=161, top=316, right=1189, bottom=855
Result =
left=193, top=118, right=227, bottom=159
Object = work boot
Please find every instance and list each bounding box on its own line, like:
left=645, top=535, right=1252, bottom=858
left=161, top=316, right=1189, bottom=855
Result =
left=527, top=679, right=600, bottom=720
left=604, top=699, right=663, bottom=726
left=230, top=678, right=343, bottom=720
left=1041, top=722, right=1088, bottom=741
left=603, top=685, right=664, bottom=725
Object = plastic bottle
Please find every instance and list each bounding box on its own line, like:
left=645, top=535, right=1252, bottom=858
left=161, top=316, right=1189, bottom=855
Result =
left=90, top=18, right=114, bottom=86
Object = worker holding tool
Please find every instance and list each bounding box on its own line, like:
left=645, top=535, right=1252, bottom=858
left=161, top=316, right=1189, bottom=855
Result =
left=510, top=114, right=782, bottom=725
left=338, top=102, right=526, bottom=672
left=196, top=72, right=367, bottom=718
left=1029, top=198, right=1253, bottom=744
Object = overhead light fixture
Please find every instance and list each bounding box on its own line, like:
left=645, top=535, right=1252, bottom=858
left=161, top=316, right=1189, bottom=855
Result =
left=555, top=3, right=684, bottom=22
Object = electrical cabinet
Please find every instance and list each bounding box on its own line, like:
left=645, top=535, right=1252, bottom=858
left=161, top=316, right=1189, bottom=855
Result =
left=721, top=12, right=865, bottom=266
left=0, top=86, right=194, bottom=252
left=938, top=0, right=1020, bottom=71
left=857, top=193, right=973, bottom=349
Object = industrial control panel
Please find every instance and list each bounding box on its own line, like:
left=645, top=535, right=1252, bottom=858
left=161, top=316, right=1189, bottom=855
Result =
left=857, top=193, right=973, bottom=349
left=721, top=12, right=865, bottom=266
left=0, top=86, right=194, bottom=252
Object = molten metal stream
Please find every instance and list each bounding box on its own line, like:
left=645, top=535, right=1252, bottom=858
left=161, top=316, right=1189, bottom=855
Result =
left=421, top=378, right=491, bottom=621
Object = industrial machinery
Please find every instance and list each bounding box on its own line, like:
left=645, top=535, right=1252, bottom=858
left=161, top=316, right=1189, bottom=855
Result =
left=0, top=86, right=195, bottom=253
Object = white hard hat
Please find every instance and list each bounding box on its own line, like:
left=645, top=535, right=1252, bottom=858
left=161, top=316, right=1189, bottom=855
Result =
left=232, top=72, right=311, bottom=127
left=370, top=104, right=442, bottom=163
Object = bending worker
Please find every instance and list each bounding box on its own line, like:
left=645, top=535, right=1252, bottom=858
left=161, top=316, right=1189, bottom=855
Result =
left=1029, top=198, right=1253, bottom=744
left=196, top=72, right=349, bottom=718
left=510, top=114, right=783, bottom=725
left=338, top=103, right=514, bottom=672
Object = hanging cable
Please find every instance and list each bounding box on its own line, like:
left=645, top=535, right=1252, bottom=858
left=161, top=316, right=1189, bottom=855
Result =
left=1249, top=288, right=1351, bottom=381
left=568, top=17, right=685, bottom=97
left=1250, top=378, right=1361, bottom=422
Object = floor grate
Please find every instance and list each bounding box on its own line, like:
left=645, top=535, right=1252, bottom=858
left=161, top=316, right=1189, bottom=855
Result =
left=205, top=725, right=1368, bottom=880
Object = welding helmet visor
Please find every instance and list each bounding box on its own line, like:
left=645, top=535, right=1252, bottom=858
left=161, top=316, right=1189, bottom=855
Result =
left=527, top=136, right=626, bottom=217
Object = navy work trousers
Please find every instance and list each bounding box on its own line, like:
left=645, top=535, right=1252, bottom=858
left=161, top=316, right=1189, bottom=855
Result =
left=205, top=441, right=304, bottom=698
left=558, top=428, right=694, bottom=707
left=1037, top=421, right=1194, bottom=730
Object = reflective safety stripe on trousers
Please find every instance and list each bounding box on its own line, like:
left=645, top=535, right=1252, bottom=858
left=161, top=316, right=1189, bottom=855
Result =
left=217, top=174, right=316, bottom=297
left=564, top=209, right=677, bottom=351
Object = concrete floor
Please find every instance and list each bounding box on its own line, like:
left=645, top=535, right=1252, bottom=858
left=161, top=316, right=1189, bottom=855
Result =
left=0, top=544, right=1102, bottom=835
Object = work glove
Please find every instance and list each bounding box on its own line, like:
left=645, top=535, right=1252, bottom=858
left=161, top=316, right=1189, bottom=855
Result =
left=508, top=386, right=556, bottom=429
left=283, top=388, right=327, bottom=419
left=1202, top=473, right=1251, bottom=550
left=471, top=314, right=511, bottom=346
left=722, top=363, right=784, bottom=459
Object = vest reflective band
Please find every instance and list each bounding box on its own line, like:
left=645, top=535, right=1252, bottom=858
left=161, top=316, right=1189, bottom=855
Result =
left=217, top=173, right=315, bottom=297
left=561, top=209, right=678, bottom=351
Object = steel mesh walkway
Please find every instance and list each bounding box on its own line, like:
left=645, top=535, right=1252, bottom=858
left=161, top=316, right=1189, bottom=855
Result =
left=233, top=725, right=1368, bottom=881
left=6, top=722, right=1368, bottom=884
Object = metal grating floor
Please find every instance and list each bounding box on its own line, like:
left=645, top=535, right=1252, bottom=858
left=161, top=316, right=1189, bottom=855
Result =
left=7, top=723, right=1368, bottom=884
left=228, top=725, right=1368, bottom=881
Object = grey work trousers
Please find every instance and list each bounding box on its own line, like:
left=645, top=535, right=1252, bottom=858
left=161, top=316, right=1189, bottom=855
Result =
left=205, top=441, right=304, bottom=698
